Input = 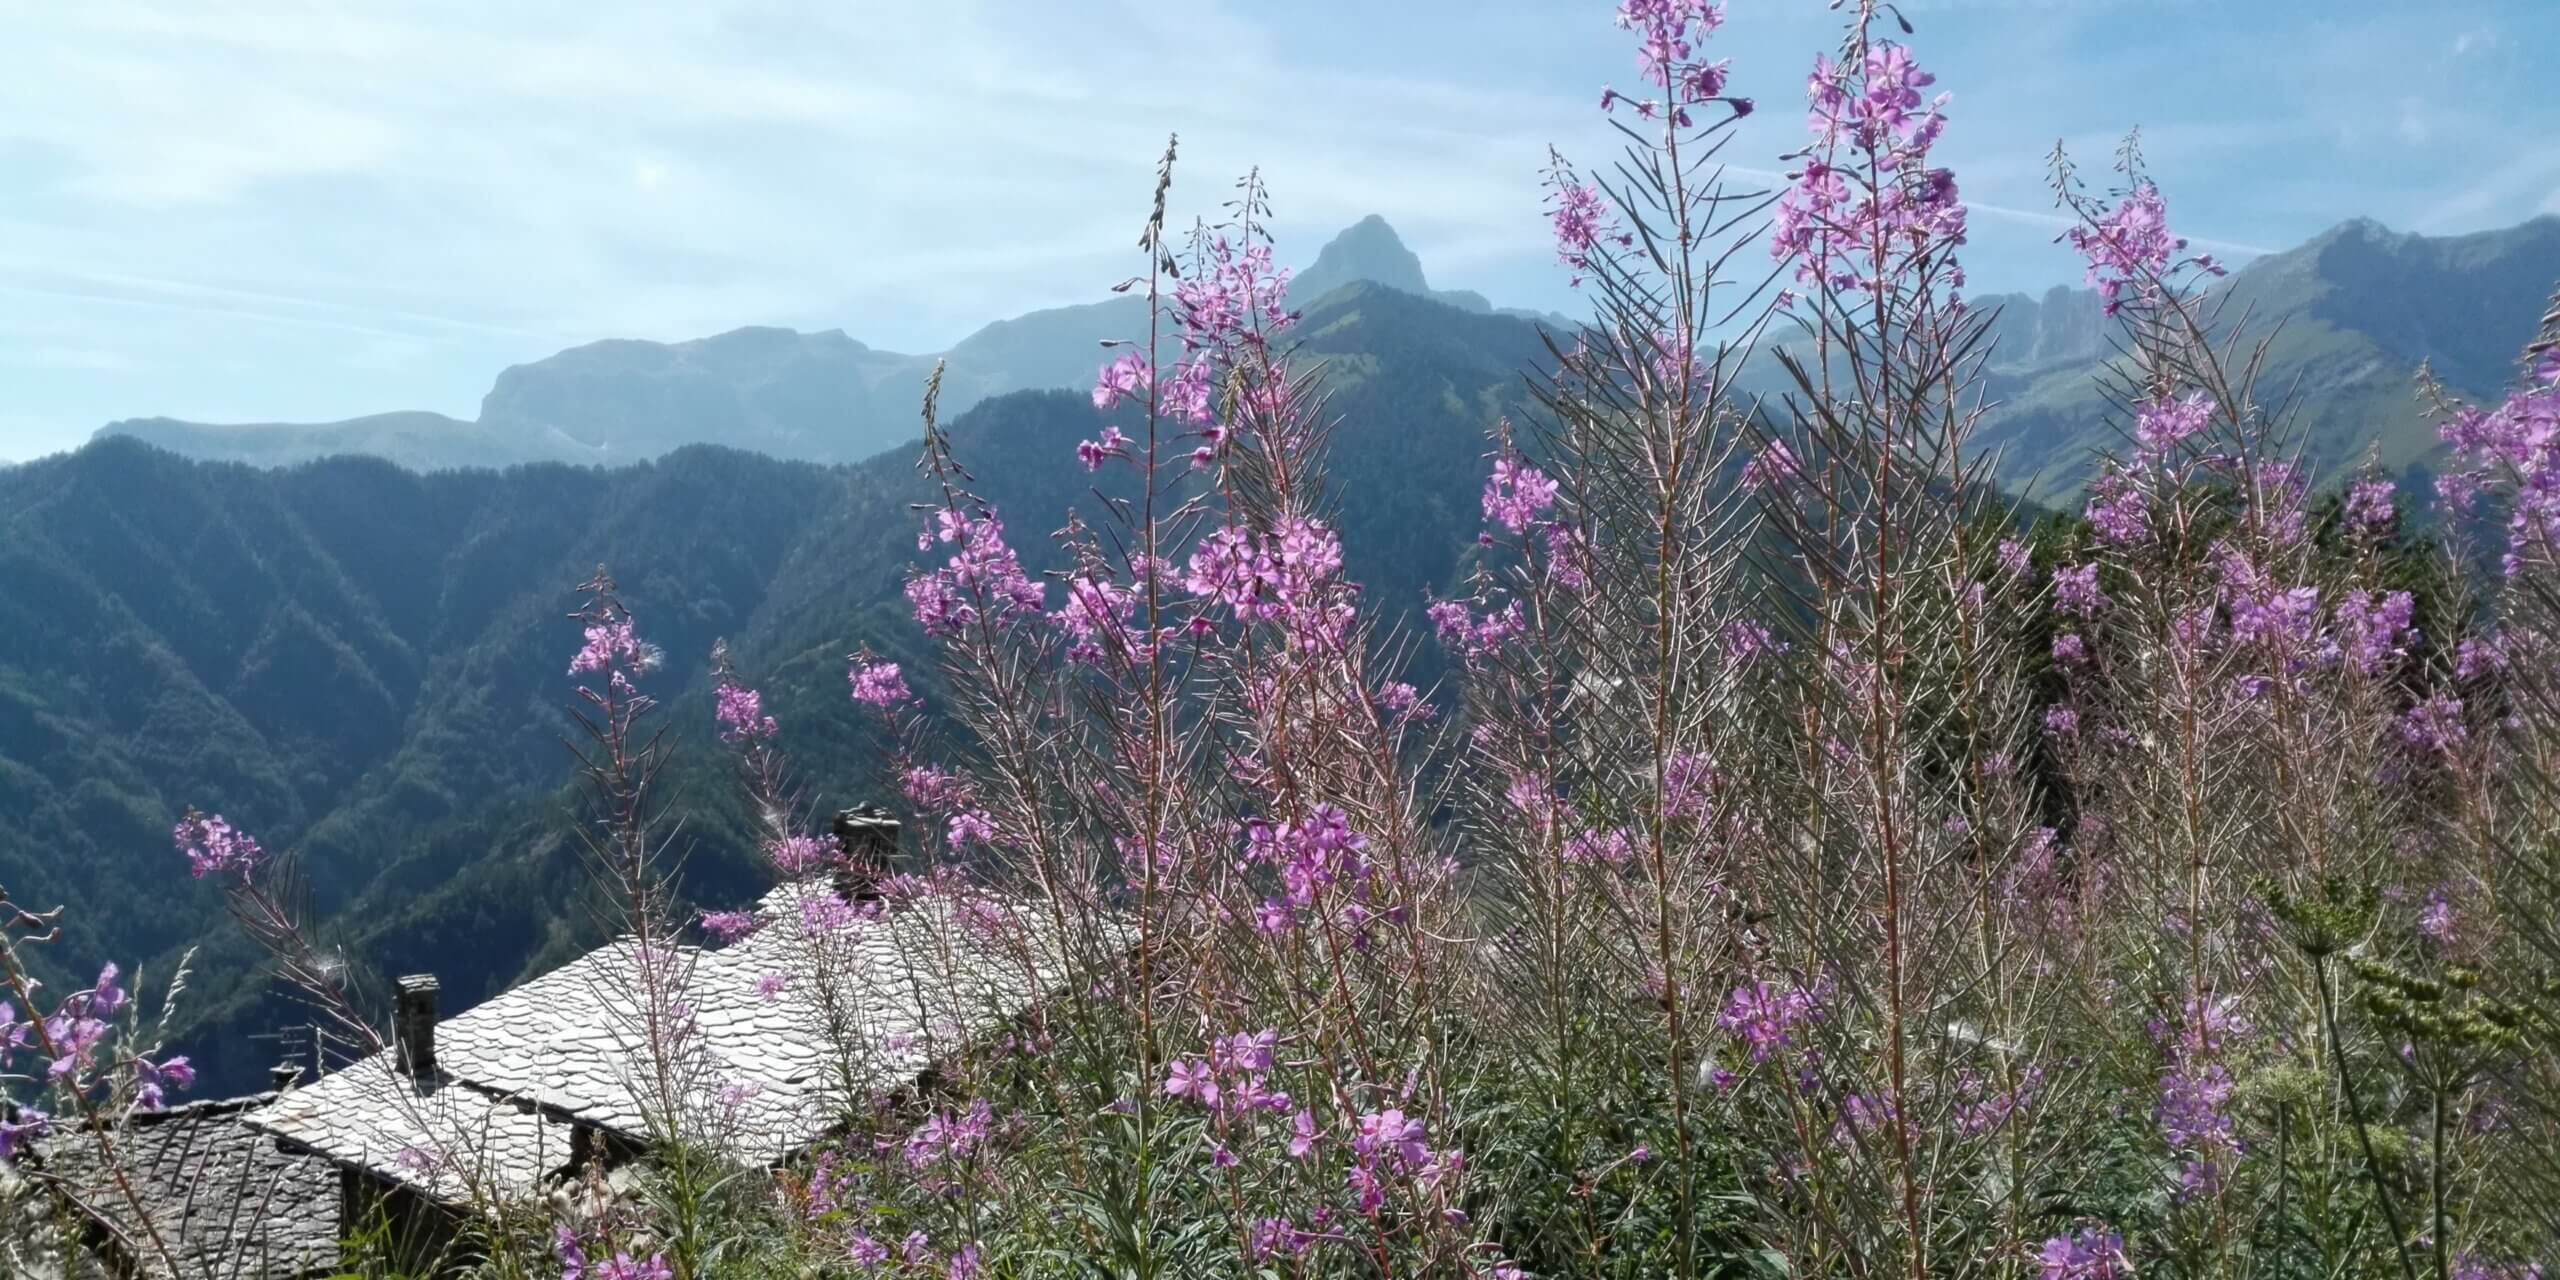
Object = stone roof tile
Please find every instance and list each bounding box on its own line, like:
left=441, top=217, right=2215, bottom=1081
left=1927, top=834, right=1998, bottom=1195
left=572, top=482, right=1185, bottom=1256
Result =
left=40, top=1092, right=340, bottom=1279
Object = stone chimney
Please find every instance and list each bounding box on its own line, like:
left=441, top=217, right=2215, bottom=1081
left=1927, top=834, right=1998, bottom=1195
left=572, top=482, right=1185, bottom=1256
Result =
left=270, top=1061, right=304, bottom=1093
left=831, top=804, right=900, bottom=901
left=394, top=975, right=440, bottom=1078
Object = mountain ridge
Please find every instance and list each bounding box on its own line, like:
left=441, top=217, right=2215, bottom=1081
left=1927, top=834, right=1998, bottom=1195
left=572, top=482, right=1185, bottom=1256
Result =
left=93, top=213, right=2560, bottom=497
left=93, top=217, right=1554, bottom=472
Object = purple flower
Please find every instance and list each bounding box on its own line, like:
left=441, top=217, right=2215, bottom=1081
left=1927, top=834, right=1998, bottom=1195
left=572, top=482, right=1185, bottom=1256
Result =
left=555, top=1226, right=588, bottom=1280
left=1078, top=425, right=1132, bottom=470
left=1550, top=181, right=1612, bottom=275
left=766, top=832, right=841, bottom=876
left=2227, top=582, right=2321, bottom=656
left=946, top=810, right=997, bottom=849
left=2457, top=635, right=2506, bottom=681
left=174, top=811, right=264, bottom=881
left=1184, top=518, right=1353, bottom=650
left=569, top=616, right=649, bottom=678
left=596, top=1254, right=673, bottom=1280
left=1954, top=1064, right=2044, bottom=1136
left=1092, top=351, right=1151, bottom=410
left=1774, top=42, right=1967, bottom=295
left=2451, top=1253, right=2546, bottom=1280
left=1718, top=980, right=1817, bottom=1061
left=2331, top=590, right=2416, bottom=677
left=2051, top=563, right=2106, bottom=617
left=849, top=660, right=914, bottom=708
left=1663, top=750, right=1717, bottom=821
left=907, top=509, right=1045, bottom=638
left=2066, top=180, right=2220, bottom=315
left=2345, top=477, right=2398, bottom=532
left=2038, top=1225, right=2131, bottom=1279
left=713, top=680, right=778, bottom=742
left=2083, top=470, right=2149, bottom=545
left=1211, top=1028, right=1277, bottom=1074
left=2402, top=695, right=2467, bottom=756
left=2155, top=996, right=2247, bottom=1196
left=901, top=765, right=973, bottom=815
left=1164, top=1059, right=1219, bottom=1108
left=1353, top=1107, right=1431, bottom=1171
left=698, top=910, right=757, bottom=944
left=1564, top=827, right=1635, bottom=865
left=1375, top=681, right=1432, bottom=725
left=1483, top=457, right=1560, bottom=534
left=87, top=963, right=126, bottom=1019
left=134, top=1055, right=194, bottom=1110
left=1722, top=619, right=1782, bottom=664
left=906, top=1099, right=993, bottom=1169
left=1741, top=440, right=1803, bottom=491
left=1428, top=598, right=1525, bottom=667
left=2133, top=389, right=2214, bottom=453
left=2419, top=886, right=2458, bottom=945
left=1288, top=1108, right=1322, bottom=1159
left=0, top=1106, right=48, bottom=1161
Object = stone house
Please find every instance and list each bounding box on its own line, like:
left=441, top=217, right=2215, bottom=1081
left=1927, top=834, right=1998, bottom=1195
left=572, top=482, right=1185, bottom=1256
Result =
left=23, top=807, right=1087, bottom=1277
left=244, top=808, right=1076, bottom=1261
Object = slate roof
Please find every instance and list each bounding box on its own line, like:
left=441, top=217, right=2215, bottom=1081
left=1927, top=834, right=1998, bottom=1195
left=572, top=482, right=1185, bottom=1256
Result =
left=682, top=880, right=1071, bottom=1162
left=37, top=1093, right=340, bottom=1279
left=246, top=879, right=1084, bottom=1192
left=248, top=1061, right=578, bottom=1204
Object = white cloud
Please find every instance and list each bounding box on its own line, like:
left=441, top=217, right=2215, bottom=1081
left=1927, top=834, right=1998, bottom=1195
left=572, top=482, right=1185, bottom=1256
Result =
left=0, top=0, right=1607, bottom=359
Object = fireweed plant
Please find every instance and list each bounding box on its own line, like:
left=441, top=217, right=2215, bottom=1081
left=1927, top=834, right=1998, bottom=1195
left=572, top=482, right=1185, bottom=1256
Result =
left=14, top=2, right=2551, bottom=1277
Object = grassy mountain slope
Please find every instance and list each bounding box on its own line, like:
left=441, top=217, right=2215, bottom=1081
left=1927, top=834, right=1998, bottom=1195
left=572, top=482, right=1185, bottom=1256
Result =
left=1973, top=215, right=2560, bottom=502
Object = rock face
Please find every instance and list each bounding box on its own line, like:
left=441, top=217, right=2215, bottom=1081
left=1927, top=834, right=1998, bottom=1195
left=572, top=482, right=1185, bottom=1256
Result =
left=1291, top=214, right=1436, bottom=302
left=1976, top=285, right=2109, bottom=373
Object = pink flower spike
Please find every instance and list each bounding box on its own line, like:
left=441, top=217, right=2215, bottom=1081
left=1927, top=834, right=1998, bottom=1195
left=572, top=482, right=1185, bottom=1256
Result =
left=850, top=659, right=915, bottom=708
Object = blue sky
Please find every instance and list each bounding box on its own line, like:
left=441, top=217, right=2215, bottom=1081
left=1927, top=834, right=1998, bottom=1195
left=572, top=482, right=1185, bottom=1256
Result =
left=2, top=0, right=2554, bottom=461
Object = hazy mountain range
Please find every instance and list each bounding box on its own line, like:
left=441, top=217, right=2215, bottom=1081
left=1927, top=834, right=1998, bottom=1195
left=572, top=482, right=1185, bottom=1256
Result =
left=92, top=216, right=1574, bottom=472
left=91, top=213, right=2560, bottom=500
